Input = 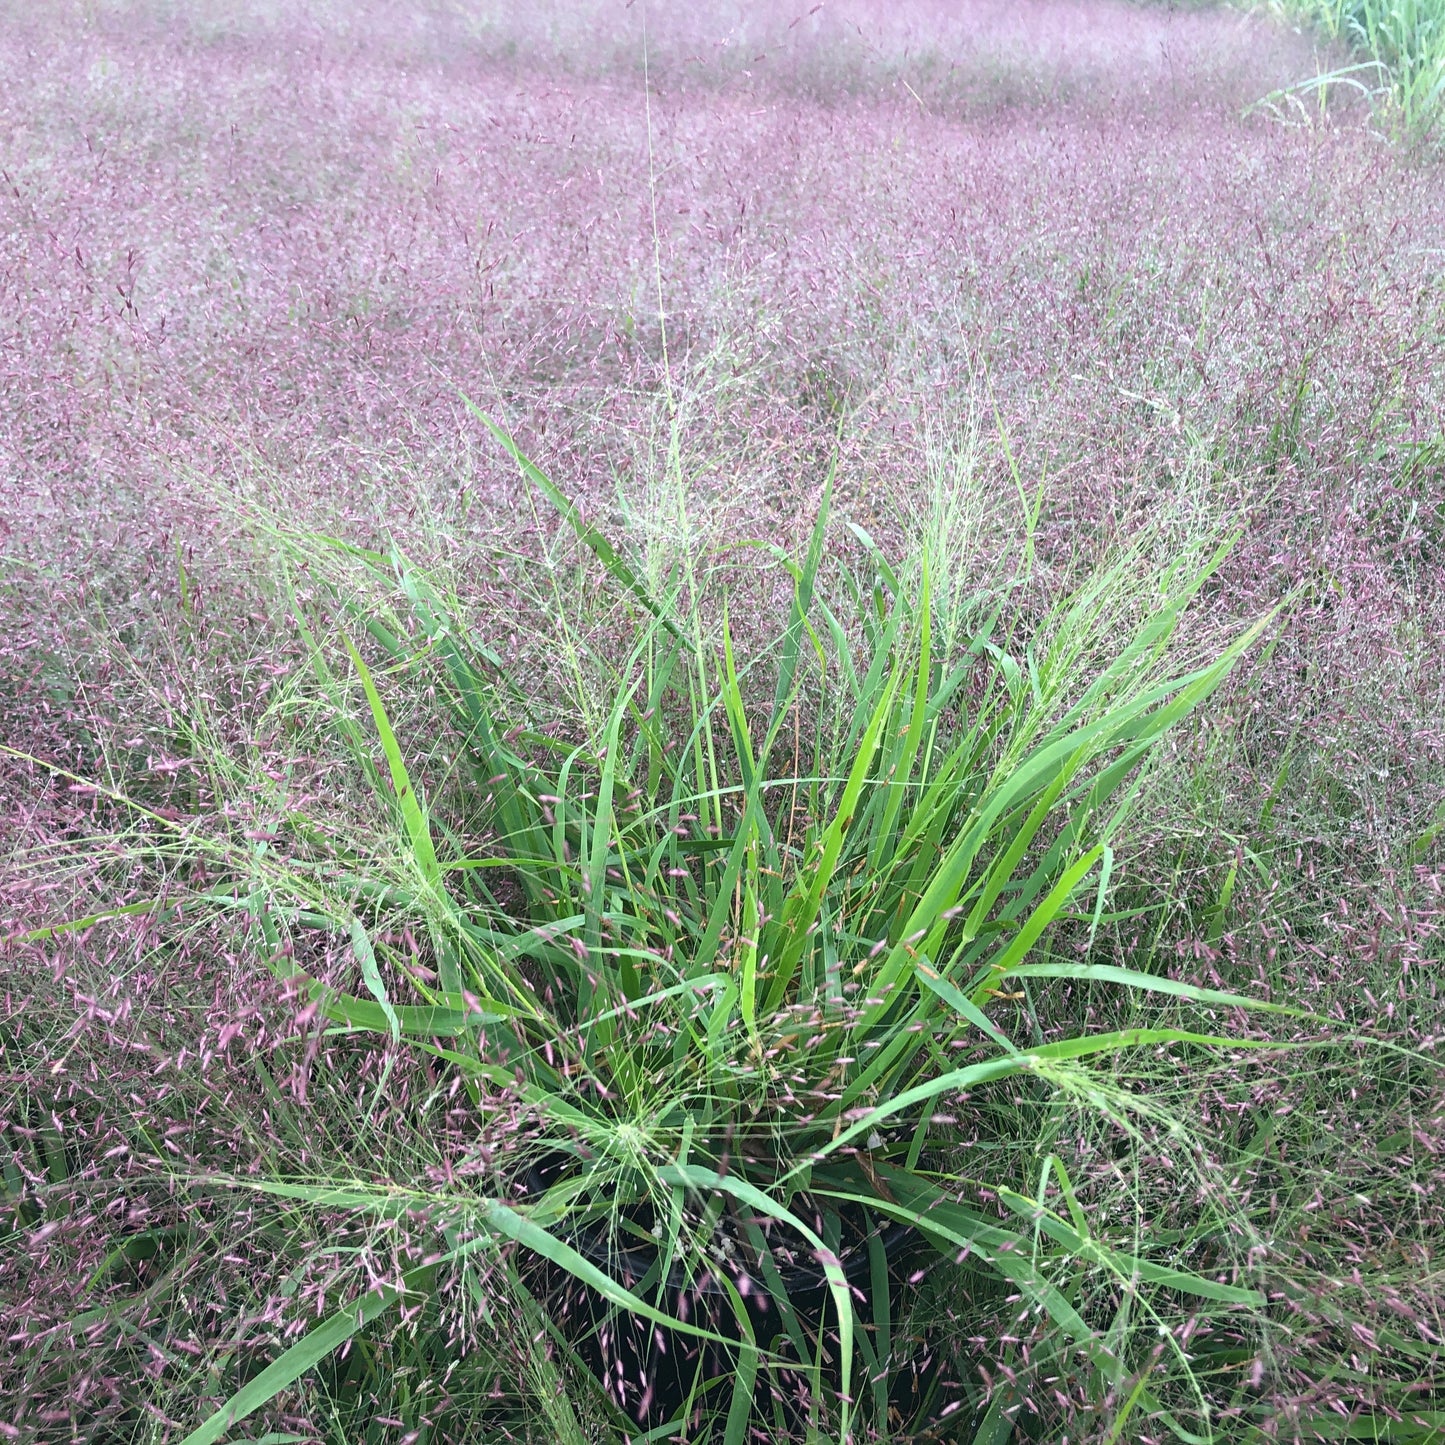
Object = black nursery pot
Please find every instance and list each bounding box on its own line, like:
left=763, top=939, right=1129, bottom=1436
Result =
left=520, top=1157, right=929, bottom=1434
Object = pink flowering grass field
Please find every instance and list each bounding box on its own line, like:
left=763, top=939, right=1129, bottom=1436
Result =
left=3, top=1, right=1445, bottom=1442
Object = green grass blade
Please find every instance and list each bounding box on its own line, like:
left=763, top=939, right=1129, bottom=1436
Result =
left=659, top=1163, right=854, bottom=1444
left=178, top=1274, right=415, bottom=1445
left=1006, top=962, right=1306, bottom=1018
left=993, top=1185, right=1263, bottom=1305
left=763, top=670, right=900, bottom=1014
left=6, top=897, right=170, bottom=945
left=341, top=633, right=441, bottom=892
left=764, top=459, right=834, bottom=751
left=720, top=1275, right=760, bottom=1445
left=811, top=1026, right=1277, bottom=1146
left=348, top=916, right=400, bottom=1043
left=967, top=845, right=1105, bottom=1005
left=816, top=1167, right=1114, bottom=1376
left=915, top=959, right=1022, bottom=1058
left=971, top=1395, right=1017, bottom=1445
left=473, top=406, right=681, bottom=639
left=870, top=557, right=932, bottom=874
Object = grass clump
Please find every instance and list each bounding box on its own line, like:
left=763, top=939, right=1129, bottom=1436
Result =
left=7, top=421, right=1327, bottom=1443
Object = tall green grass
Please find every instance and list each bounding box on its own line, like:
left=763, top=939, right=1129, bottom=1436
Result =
left=13, top=423, right=1337, bottom=1442
left=1266, top=0, right=1445, bottom=131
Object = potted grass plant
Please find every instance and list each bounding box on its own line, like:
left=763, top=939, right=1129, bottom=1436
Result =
left=158, top=421, right=1279, bottom=1444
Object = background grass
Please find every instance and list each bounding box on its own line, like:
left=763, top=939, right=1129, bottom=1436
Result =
left=1263, top=0, right=1445, bottom=132
left=2, top=0, right=1444, bottom=1441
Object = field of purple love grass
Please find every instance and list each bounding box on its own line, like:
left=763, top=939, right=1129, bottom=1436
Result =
left=3, top=2, right=1444, bottom=1442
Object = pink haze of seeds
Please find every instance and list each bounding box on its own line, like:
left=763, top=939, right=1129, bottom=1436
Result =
left=1, top=0, right=1442, bottom=1439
